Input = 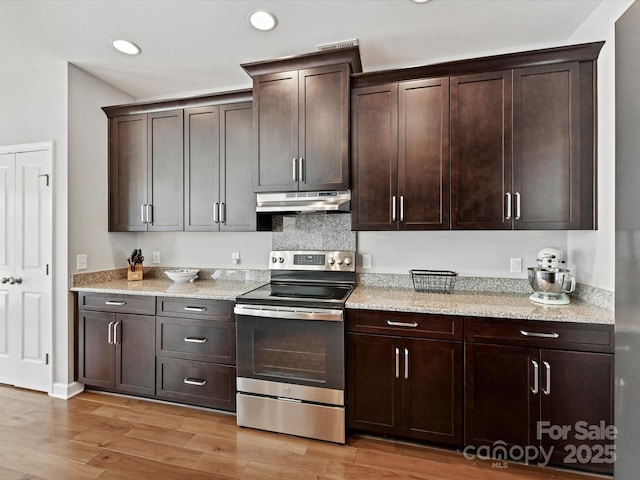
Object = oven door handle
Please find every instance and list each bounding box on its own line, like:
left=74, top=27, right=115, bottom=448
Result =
left=234, top=304, right=344, bottom=322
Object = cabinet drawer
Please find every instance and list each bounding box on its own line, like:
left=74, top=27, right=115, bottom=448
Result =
left=156, top=357, right=236, bottom=411
left=464, top=317, right=614, bottom=353
left=78, top=292, right=155, bottom=315
left=156, top=316, right=235, bottom=364
left=347, top=309, right=463, bottom=340
left=156, top=297, right=233, bottom=319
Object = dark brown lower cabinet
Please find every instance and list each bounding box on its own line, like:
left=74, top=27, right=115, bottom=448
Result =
left=78, top=310, right=155, bottom=396
left=347, top=332, right=462, bottom=446
left=465, top=319, right=614, bottom=475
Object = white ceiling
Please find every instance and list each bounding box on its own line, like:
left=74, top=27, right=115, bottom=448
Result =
left=0, top=0, right=604, bottom=100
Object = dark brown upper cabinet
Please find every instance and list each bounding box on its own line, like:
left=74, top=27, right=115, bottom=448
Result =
left=103, top=90, right=254, bottom=233
left=352, top=41, right=603, bottom=231
left=352, top=77, right=450, bottom=230
left=241, top=48, right=362, bottom=193
left=107, top=109, right=184, bottom=232
left=184, top=102, right=255, bottom=232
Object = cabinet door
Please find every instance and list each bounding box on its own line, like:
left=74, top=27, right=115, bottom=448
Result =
left=254, top=70, right=299, bottom=192
left=298, top=64, right=349, bottom=191
left=77, top=310, right=115, bottom=389
left=220, top=102, right=256, bottom=231
left=464, top=343, right=538, bottom=451
left=184, top=106, right=220, bottom=231
left=148, top=110, right=184, bottom=231
left=398, top=78, right=450, bottom=230
left=513, top=63, right=586, bottom=229
left=451, top=71, right=512, bottom=229
left=115, top=314, right=156, bottom=396
left=108, top=114, right=147, bottom=232
left=347, top=333, right=402, bottom=435
left=539, top=350, right=614, bottom=474
left=402, top=338, right=462, bottom=445
left=351, top=84, right=399, bottom=230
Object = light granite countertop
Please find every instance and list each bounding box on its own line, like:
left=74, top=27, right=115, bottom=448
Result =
left=70, top=278, right=265, bottom=302
left=346, top=285, right=614, bottom=325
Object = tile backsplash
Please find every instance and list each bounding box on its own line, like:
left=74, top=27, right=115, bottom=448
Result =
left=272, top=213, right=356, bottom=252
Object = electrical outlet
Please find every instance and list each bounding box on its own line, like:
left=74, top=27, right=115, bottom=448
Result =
left=77, top=254, right=88, bottom=270
left=362, top=254, right=372, bottom=269
left=232, top=251, right=240, bottom=265
left=510, top=257, right=522, bottom=273
left=152, top=251, right=161, bottom=264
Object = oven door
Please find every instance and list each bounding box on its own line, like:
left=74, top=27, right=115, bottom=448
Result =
left=234, top=304, right=345, bottom=399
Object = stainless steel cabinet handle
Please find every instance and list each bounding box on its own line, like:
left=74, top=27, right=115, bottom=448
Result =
left=400, top=195, right=404, bottom=222
left=404, top=348, right=409, bottom=379
left=515, top=192, right=521, bottom=220
left=392, top=196, right=397, bottom=222
left=505, top=192, right=512, bottom=220
left=520, top=330, right=559, bottom=339
left=220, top=202, right=225, bottom=224
left=113, top=321, right=120, bottom=345
left=141, top=204, right=146, bottom=223
left=147, top=204, right=153, bottom=224
left=395, top=347, right=400, bottom=379
left=213, top=202, right=219, bottom=223
left=387, top=320, right=418, bottom=328
left=183, top=377, right=207, bottom=386
left=543, top=361, right=551, bottom=395
left=299, top=157, right=304, bottom=183
left=105, top=301, right=126, bottom=306
left=292, top=158, right=298, bottom=182
left=107, top=321, right=114, bottom=344
left=184, top=337, right=207, bottom=344
left=531, top=360, right=539, bottom=394
left=184, top=306, right=207, bottom=312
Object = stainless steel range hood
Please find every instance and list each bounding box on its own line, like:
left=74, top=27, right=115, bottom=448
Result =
left=256, top=191, right=351, bottom=214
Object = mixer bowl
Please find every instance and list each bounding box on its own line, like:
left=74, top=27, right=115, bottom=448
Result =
left=527, top=267, right=575, bottom=294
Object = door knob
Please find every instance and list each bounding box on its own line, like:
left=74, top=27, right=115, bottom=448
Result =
left=8, top=276, right=22, bottom=285
left=1, top=277, right=9, bottom=284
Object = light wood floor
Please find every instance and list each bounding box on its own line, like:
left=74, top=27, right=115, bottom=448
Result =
left=0, top=385, right=606, bottom=480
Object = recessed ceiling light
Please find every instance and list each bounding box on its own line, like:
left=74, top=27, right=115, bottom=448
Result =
left=111, top=39, right=141, bottom=55
left=249, top=10, right=277, bottom=31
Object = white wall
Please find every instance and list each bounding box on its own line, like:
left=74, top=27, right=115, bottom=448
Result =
left=68, top=64, right=136, bottom=274
left=0, top=63, right=70, bottom=394
left=136, top=231, right=272, bottom=270
left=566, top=0, right=635, bottom=292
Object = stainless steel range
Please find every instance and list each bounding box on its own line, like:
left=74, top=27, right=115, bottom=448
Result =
left=234, top=250, right=355, bottom=443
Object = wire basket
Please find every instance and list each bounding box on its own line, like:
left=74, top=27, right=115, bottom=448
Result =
left=410, top=269, right=458, bottom=294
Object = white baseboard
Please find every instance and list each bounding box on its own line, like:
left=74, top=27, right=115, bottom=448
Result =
left=50, top=381, right=85, bottom=399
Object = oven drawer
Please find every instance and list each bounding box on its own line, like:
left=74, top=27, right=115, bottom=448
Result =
left=347, top=309, right=463, bottom=340
left=464, top=317, right=614, bottom=352
left=156, top=316, right=236, bottom=364
left=156, top=357, right=236, bottom=411
left=78, top=292, right=156, bottom=315
left=156, top=297, right=233, bottom=319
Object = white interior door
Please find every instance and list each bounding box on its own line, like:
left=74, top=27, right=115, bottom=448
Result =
left=0, top=143, right=52, bottom=392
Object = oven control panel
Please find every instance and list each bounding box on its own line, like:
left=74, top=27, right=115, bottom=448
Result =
left=269, top=250, right=355, bottom=272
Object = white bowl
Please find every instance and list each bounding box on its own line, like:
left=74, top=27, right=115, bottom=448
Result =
left=165, top=269, right=199, bottom=283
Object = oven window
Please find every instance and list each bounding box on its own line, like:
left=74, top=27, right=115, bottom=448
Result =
left=253, top=330, right=326, bottom=382
left=236, top=315, right=344, bottom=390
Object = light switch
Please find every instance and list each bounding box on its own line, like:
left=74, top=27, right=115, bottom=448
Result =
left=510, top=257, right=522, bottom=273
left=362, top=254, right=372, bottom=269
left=153, top=251, right=161, bottom=264
left=232, top=252, right=240, bottom=265
left=77, top=254, right=88, bottom=270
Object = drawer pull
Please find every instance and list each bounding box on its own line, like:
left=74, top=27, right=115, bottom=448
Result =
left=184, top=306, right=207, bottom=312
left=184, top=337, right=207, bottom=344
left=183, top=378, right=207, bottom=386
left=520, top=330, right=559, bottom=339
left=387, top=320, right=418, bottom=328
left=105, top=301, right=126, bottom=306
